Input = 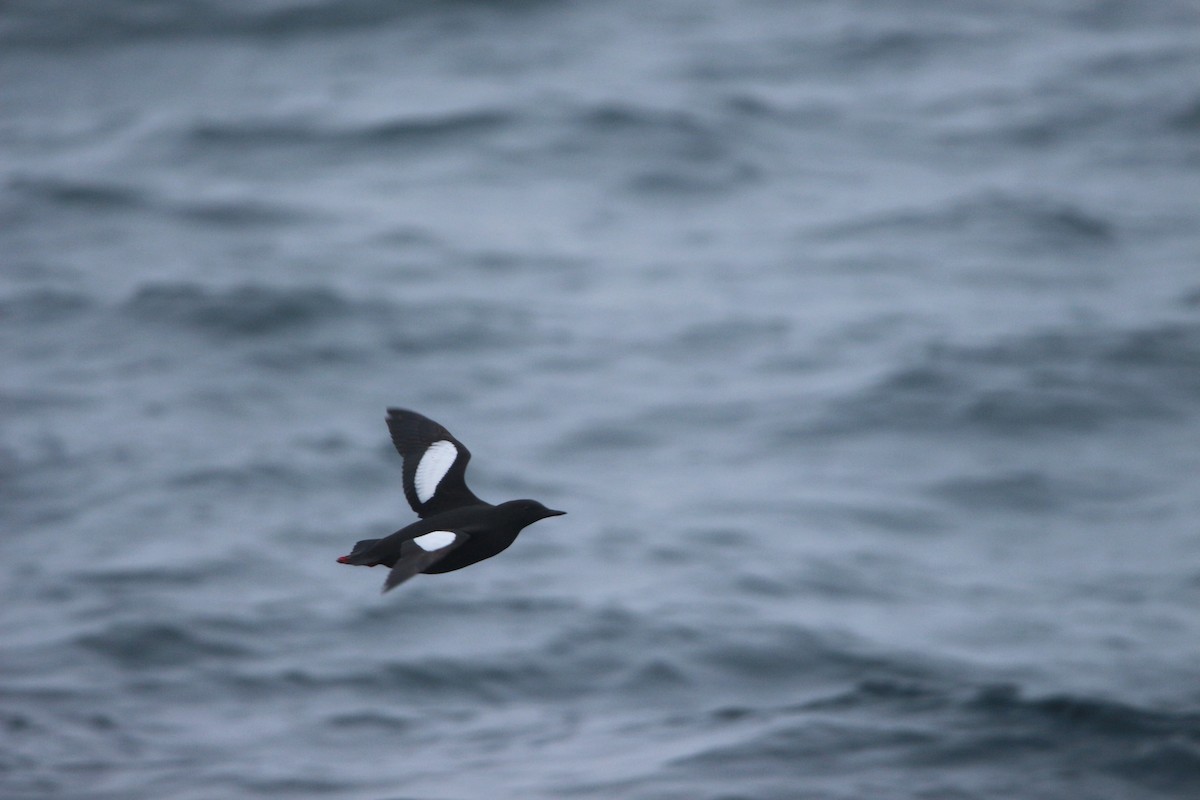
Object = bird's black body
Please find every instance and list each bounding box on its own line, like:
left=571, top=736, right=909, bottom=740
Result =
left=338, top=409, right=565, bottom=592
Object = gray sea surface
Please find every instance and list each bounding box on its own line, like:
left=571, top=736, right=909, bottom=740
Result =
left=4, top=1, right=1200, bottom=798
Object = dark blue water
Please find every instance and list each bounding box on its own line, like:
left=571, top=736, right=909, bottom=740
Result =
left=4, top=2, right=1200, bottom=798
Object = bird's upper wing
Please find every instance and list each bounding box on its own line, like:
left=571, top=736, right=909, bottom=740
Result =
left=386, top=408, right=485, bottom=518
left=382, top=529, right=469, bottom=593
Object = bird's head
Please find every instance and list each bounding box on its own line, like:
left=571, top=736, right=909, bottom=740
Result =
left=500, top=499, right=567, bottom=526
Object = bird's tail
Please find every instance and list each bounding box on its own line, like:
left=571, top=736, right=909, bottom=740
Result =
left=337, top=538, right=381, bottom=566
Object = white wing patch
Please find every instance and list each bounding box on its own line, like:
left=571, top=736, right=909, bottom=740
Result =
left=413, top=530, right=456, bottom=552
left=414, top=440, right=457, bottom=504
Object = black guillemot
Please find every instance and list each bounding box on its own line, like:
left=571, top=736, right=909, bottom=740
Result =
left=338, top=408, right=566, bottom=593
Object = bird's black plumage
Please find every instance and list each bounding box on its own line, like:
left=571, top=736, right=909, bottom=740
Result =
left=338, top=408, right=565, bottom=593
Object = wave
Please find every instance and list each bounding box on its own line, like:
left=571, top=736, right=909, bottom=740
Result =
left=165, top=462, right=309, bottom=492
left=76, top=621, right=255, bottom=669
left=967, top=684, right=1200, bottom=739
left=116, top=282, right=524, bottom=354
left=819, top=191, right=1115, bottom=253
left=322, top=710, right=412, bottom=733
left=6, top=175, right=148, bottom=211
left=818, top=320, right=1200, bottom=436
left=551, top=101, right=760, bottom=196
left=170, top=198, right=312, bottom=228
left=218, top=604, right=703, bottom=706
left=8, top=174, right=311, bottom=229
left=1171, top=95, right=1200, bottom=133
left=0, top=0, right=550, bottom=47
left=686, top=17, right=981, bottom=84
left=0, top=288, right=95, bottom=322
left=123, top=283, right=352, bottom=338
left=211, top=606, right=952, bottom=718
left=664, top=318, right=790, bottom=356
left=672, top=680, right=1200, bottom=795
left=931, top=468, right=1149, bottom=513
left=184, top=109, right=512, bottom=151
left=576, top=104, right=726, bottom=160
left=4, top=282, right=528, bottom=379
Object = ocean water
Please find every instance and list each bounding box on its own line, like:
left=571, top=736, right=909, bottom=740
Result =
left=4, top=1, right=1200, bottom=798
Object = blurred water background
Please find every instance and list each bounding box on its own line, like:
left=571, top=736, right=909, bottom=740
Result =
left=4, top=1, right=1200, bottom=798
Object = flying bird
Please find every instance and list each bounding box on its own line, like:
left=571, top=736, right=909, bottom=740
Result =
left=338, top=408, right=566, bottom=592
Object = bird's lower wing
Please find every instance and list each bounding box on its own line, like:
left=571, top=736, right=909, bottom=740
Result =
left=382, top=530, right=469, bottom=593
